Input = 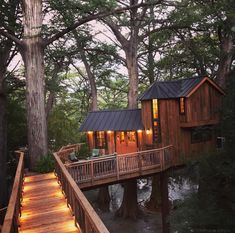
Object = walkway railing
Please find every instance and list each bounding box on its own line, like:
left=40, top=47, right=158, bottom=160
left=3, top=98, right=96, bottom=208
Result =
left=2, top=151, right=24, bottom=233
left=53, top=152, right=109, bottom=233
left=65, top=145, right=173, bottom=188
left=58, top=143, right=84, bottom=163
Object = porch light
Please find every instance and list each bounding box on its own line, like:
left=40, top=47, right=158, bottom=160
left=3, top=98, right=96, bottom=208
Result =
left=87, top=131, right=93, bottom=134
left=146, top=129, right=151, bottom=135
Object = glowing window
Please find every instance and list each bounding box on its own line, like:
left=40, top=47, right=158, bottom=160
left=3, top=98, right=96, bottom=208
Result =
left=152, top=99, right=161, bottom=143
left=96, top=131, right=106, bottom=148
left=152, top=99, right=159, bottom=119
left=180, top=97, right=185, bottom=114
left=127, top=131, right=136, bottom=143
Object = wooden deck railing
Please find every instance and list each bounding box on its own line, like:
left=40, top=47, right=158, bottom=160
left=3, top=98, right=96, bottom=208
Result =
left=2, top=151, right=24, bottom=233
left=65, top=145, right=173, bottom=188
left=53, top=152, right=109, bottom=233
left=58, top=143, right=84, bottom=163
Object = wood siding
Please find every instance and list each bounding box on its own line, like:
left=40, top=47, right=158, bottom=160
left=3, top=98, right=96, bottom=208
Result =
left=183, top=81, right=223, bottom=124
left=141, top=100, right=153, bottom=145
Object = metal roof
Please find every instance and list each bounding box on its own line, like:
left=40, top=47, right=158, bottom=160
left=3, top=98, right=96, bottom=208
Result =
left=79, top=109, right=144, bottom=132
left=138, top=76, right=203, bottom=100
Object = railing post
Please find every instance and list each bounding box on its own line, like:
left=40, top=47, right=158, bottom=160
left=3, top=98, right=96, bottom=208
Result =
left=138, top=152, right=142, bottom=174
left=160, top=149, right=164, bottom=170
left=90, top=160, right=94, bottom=184
left=116, top=156, right=120, bottom=180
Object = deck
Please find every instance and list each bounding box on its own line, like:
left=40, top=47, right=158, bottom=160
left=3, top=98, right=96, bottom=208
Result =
left=19, top=173, right=79, bottom=233
left=64, top=145, right=174, bottom=189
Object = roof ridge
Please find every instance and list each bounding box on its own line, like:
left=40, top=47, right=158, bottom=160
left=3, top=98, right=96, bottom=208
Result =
left=89, top=108, right=141, bottom=113
left=155, top=76, right=203, bottom=84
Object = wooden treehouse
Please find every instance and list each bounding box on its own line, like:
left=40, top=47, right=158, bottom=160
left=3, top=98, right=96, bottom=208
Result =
left=2, top=76, right=225, bottom=233
left=80, top=76, right=225, bottom=164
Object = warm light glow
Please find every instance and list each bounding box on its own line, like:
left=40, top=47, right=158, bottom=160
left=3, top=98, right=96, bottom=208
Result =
left=180, top=97, right=185, bottom=114
left=107, top=130, right=112, bottom=134
left=87, top=131, right=93, bottom=134
left=146, top=129, right=151, bottom=135
left=137, top=129, right=142, bottom=133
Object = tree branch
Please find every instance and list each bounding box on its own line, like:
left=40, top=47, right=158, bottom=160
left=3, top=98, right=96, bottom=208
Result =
left=0, top=29, right=22, bottom=46
left=44, top=1, right=161, bottom=47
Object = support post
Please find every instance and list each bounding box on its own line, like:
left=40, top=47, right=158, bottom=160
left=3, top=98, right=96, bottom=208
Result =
left=160, top=171, right=170, bottom=233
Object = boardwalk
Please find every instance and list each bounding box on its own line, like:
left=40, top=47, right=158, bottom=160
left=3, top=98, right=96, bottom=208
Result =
left=19, top=173, right=79, bottom=233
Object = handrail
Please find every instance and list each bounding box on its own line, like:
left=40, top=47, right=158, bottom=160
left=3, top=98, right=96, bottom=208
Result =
left=2, top=151, right=24, bottom=233
left=59, top=143, right=84, bottom=152
left=67, top=145, right=173, bottom=167
left=53, top=152, right=109, bottom=233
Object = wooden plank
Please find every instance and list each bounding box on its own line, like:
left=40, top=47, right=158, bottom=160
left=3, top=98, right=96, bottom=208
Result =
left=19, top=173, right=79, bottom=233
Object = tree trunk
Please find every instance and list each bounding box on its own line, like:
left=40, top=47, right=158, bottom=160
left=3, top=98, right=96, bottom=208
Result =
left=160, top=171, right=171, bottom=233
left=46, top=91, right=55, bottom=121
left=21, top=0, right=48, bottom=170
left=79, top=48, right=98, bottom=111
left=97, top=186, right=110, bottom=211
left=0, top=72, right=7, bottom=208
left=116, top=180, right=141, bottom=219
left=216, top=29, right=233, bottom=88
left=145, top=174, right=161, bottom=211
left=126, top=45, right=138, bottom=109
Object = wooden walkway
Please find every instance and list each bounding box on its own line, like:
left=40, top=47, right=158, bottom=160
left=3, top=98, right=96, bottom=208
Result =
left=19, top=173, right=79, bottom=233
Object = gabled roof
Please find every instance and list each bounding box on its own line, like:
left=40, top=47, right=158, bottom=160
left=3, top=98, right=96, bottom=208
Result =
left=138, top=76, right=225, bottom=101
left=79, top=109, right=144, bottom=132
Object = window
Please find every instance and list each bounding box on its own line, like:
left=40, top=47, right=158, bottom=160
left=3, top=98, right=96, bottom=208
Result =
left=152, top=99, right=161, bottom=143
left=179, top=97, right=185, bottom=114
left=191, top=127, right=212, bottom=144
left=127, top=131, right=136, bottom=143
left=95, top=131, right=106, bottom=148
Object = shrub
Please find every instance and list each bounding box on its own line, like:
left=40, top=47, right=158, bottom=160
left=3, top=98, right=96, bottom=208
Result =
left=36, top=154, right=55, bottom=173
left=77, top=144, right=91, bottom=159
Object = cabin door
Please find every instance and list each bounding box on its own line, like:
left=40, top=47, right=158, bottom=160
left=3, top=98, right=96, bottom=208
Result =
left=116, top=131, right=137, bottom=154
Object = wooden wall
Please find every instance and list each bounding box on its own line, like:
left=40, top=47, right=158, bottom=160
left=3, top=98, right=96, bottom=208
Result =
left=141, top=100, right=153, bottom=145
left=87, top=132, right=95, bottom=150
left=185, top=81, right=223, bottom=123
left=158, top=99, right=181, bottom=162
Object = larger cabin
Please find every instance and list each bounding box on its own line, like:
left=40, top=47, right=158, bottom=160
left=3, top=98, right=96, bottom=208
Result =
left=80, top=76, right=225, bottom=163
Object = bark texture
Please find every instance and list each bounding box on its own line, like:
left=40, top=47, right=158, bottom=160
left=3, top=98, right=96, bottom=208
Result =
left=145, top=174, right=161, bottom=211
left=0, top=73, right=7, bottom=208
left=216, top=28, right=233, bottom=88
left=97, top=186, right=110, bottom=211
left=116, top=180, right=141, bottom=219
left=0, top=37, right=13, bottom=208
left=21, top=0, right=48, bottom=169
left=160, top=171, right=170, bottom=233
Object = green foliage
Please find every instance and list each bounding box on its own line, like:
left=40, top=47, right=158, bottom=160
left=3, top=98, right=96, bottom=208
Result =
left=171, top=70, right=235, bottom=232
left=77, top=144, right=91, bottom=159
left=35, top=154, right=55, bottom=174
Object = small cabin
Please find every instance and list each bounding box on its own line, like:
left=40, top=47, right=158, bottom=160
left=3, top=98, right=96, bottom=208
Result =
left=80, top=76, right=225, bottom=162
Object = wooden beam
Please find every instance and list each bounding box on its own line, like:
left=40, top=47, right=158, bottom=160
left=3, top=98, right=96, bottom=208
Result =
left=180, top=119, right=219, bottom=128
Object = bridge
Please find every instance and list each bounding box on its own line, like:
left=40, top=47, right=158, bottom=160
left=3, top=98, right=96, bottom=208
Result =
left=2, top=144, right=174, bottom=233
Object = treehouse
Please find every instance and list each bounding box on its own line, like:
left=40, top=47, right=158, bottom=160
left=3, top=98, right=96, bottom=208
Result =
left=80, top=76, right=225, bottom=162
